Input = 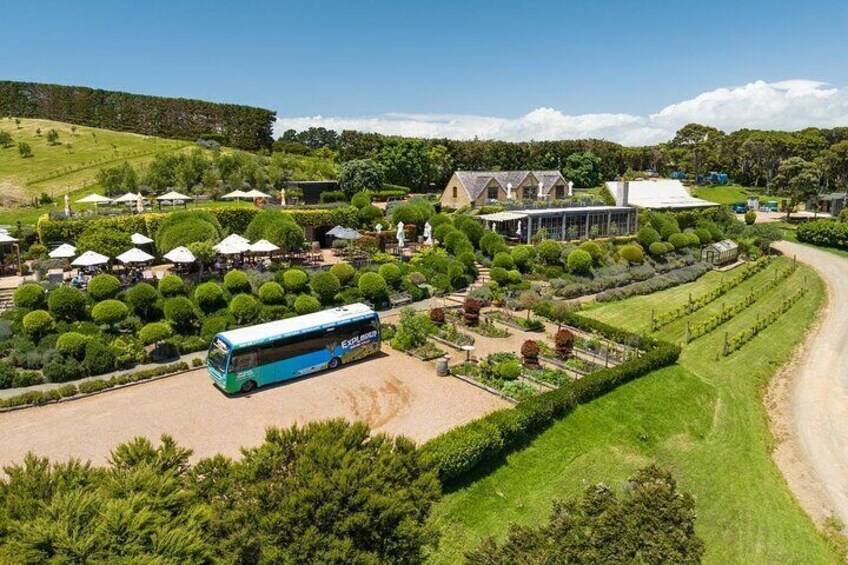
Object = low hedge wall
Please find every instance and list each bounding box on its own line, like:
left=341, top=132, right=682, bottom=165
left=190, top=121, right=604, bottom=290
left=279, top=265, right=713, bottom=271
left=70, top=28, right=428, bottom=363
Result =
left=796, top=219, right=848, bottom=249
left=0, top=361, right=189, bottom=410
left=419, top=310, right=680, bottom=484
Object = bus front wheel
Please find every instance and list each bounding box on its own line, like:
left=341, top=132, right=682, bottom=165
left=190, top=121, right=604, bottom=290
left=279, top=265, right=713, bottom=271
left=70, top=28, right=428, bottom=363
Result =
left=240, top=380, right=257, bottom=393
left=328, top=357, right=342, bottom=370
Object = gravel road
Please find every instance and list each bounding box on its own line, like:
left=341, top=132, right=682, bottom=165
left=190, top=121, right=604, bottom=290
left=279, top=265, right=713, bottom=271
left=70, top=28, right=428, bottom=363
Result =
left=771, top=241, right=848, bottom=525
left=0, top=348, right=507, bottom=469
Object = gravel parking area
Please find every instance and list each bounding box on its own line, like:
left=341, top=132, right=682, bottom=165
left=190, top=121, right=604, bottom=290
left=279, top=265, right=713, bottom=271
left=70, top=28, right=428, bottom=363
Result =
left=0, top=348, right=508, bottom=468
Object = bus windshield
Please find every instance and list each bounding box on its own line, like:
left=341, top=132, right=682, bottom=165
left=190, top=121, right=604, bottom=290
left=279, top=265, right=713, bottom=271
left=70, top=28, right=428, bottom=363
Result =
left=207, top=341, right=229, bottom=373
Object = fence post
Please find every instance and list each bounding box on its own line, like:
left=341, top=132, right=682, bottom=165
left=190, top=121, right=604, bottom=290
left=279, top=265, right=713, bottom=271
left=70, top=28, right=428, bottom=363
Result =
left=685, top=321, right=690, bottom=344
left=723, top=332, right=728, bottom=356
left=650, top=309, right=655, bottom=332
left=793, top=255, right=797, bottom=269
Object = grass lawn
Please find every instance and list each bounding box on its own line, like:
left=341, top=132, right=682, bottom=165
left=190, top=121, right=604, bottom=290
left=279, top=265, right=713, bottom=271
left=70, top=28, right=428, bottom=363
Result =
left=693, top=183, right=787, bottom=207
left=0, top=117, right=189, bottom=205
left=428, top=257, right=838, bottom=564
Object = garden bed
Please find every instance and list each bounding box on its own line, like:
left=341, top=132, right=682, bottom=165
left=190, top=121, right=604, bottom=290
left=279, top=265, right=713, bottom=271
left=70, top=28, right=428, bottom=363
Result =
left=450, top=354, right=538, bottom=402
left=410, top=341, right=446, bottom=361
left=445, top=309, right=511, bottom=338
left=429, top=324, right=475, bottom=350
left=484, top=310, right=545, bottom=332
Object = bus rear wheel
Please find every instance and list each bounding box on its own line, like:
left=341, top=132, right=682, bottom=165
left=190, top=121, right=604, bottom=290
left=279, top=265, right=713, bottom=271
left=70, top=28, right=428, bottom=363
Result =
left=328, top=357, right=342, bottom=370
left=240, top=380, right=257, bottom=393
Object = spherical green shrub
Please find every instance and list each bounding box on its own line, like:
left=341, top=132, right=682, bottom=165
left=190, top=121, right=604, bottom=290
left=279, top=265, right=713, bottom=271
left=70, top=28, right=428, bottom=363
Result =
left=201, top=316, right=228, bottom=341
left=649, top=241, right=668, bottom=256
left=163, top=296, right=197, bottom=327
left=358, top=204, right=383, bottom=226
left=123, top=283, right=158, bottom=317
left=258, top=281, right=286, bottom=305
left=489, top=266, right=510, bottom=285
left=82, top=340, right=115, bottom=376
left=294, top=294, right=321, bottom=315
left=378, top=263, right=402, bottom=288
left=433, top=223, right=457, bottom=243
left=229, top=293, right=261, bottom=325
left=744, top=210, right=757, bottom=225
left=91, top=299, right=129, bottom=326
left=56, top=332, right=89, bottom=358
left=578, top=241, right=602, bottom=262
left=350, top=191, right=372, bottom=209
left=139, top=322, right=173, bottom=345
left=330, top=263, right=356, bottom=286
left=507, top=270, right=523, bottom=284
left=636, top=226, right=661, bottom=248
left=685, top=231, right=701, bottom=247
left=496, top=361, right=522, bottom=381
left=87, top=274, right=121, bottom=301
left=566, top=249, right=593, bottom=275
left=537, top=239, right=562, bottom=265
left=47, top=285, right=86, bottom=321
left=13, top=282, right=45, bottom=309
left=443, top=231, right=473, bottom=256
left=223, top=269, right=251, bottom=294
left=311, top=272, right=341, bottom=304
left=194, top=281, right=226, bottom=313
left=510, top=245, right=536, bottom=272
left=668, top=232, right=690, bottom=249
left=694, top=227, right=712, bottom=245
left=282, top=269, right=309, bottom=293
left=619, top=244, right=645, bottom=264
left=22, top=309, right=54, bottom=338
left=492, top=252, right=515, bottom=270
left=156, top=212, right=221, bottom=253
left=157, top=274, right=185, bottom=297
left=480, top=231, right=507, bottom=257
left=358, top=272, right=388, bottom=301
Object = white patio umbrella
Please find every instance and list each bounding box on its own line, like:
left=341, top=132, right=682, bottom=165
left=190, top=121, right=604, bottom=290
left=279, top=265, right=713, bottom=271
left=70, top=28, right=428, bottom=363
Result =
left=334, top=227, right=361, bottom=241
left=136, top=193, right=145, bottom=214
left=64, top=193, right=71, bottom=216
left=116, top=248, right=155, bottom=264
left=0, top=233, right=17, bottom=245
left=130, top=232, right=154, bottom=246
left=76, top=193, right=111, bottom=204
left=423, top=222, right=433, bottom=245
left=538, top=180, right=545, bottom=198
left=327, top=225, right=347, bottom=237
left=222, top=190, right=251, bottom=200
left=113, top=192, right=141, bottom=203
left=506, top=183, right=513, bottom=200
left=163, top=246, right=196, bottom=264
left=396, top=221, right=405, bottom=249
left=280, top=188, right=287, bottom=206
left=249, top=239, right=280, bottom=253
left=48, top=243, right=76, bottom=259
left=215, top=238, right=251, bottom=255
left=244, top=189, right=271, bottom=199
left=516, top=220, right=522, bottom=236
left=217, top=233, right=250, bottom=248
left=71, top=250, right=109, bottom=267
left=156, top=190, right=193, bottom=201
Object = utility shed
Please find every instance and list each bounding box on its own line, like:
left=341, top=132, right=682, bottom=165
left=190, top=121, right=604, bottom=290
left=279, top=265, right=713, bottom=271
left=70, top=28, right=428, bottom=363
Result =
left=701, top=239, right=738, bottom=266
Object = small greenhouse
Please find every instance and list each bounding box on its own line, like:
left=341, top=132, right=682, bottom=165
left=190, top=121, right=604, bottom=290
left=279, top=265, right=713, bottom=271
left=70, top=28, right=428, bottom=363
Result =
left=701, top=239, right=739, bottom=266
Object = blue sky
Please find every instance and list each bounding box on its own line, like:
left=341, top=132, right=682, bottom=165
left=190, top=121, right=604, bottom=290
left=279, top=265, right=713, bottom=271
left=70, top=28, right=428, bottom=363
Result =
left=1, top=0, right=847, bottom=143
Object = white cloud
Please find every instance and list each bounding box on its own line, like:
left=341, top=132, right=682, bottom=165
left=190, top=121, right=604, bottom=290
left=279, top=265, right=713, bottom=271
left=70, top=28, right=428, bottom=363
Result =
left=275, top=79, right=848, bottom=146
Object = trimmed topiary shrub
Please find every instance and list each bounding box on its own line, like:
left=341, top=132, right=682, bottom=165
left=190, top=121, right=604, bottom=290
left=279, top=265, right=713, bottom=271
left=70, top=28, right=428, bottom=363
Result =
left=82, top=339, right=116, bottom=376
left=22, top=309, right=54, bottom=339
left=194, top=281, right=226, bottom=313
left=578, top=241, right=602, bottom=262
left=497, top=360, right=523, bottom=380
left=281, top=269, right=309, bottom=293
left=429, top=307, right=445, bottom=325
left=378, top=263, right=402, bottom=289
left=668, top=232, right=690, bottom=249
left=87, top=274, right=121, bottom=301
left=566, top=249, right=593, bottom=275
left=492, top=252, right=515, bottom=270
left=684, top=231, right=701, bottom=247
left=258, top=281, right=286, bottom=305
left=489, top=267, right=510, bottom=285
left=537, top=239, right=562, bottom=265
left=311, top=272, right=341, bottom=304
left=649, top=241, right=669, bottom=256
left=510, top=245, right=536, bottom=272
left=636, top=226, right=661, bottom=248
left=463, top=297, right=481, bottom=326
left=358, top=204, right=383, bottom=226
left=358, top=272, right=388, bottom=302
left=520, top=341, right=540, bottom=366
left=139, top=322, right=173, bottom=345
left=230, top=293, right=261, bottom=325
left=91, top=299, right=129, bottom=327
left=619, top=244, right=644, bottom=264
left=163, top=296, right=197, bottom=328
left=157, top=274, right=185, bottom=297
left=123, top=283, right=158, bottom=318
left=56, top=332, right=90, bottom=359
left=201, top=316, right=228, bottom=341
left=13, top=282, right=46, bottom=310
left=443, top=231, right=473, bottom=256
left=480, top=231, right=507, bottom=257
left=555, top=328, right=574, bottom=359
left=694, top=227, right=712, bottom=245
left=350, top=191, right=371, bottom=209
left=224, top=269, right=251, bottom=294
left=47, top=285, right=86, bottom=321
left=294, top=294, right=321, bottom=315
left=330, top=263, right=356, bottom=285
left=744, top=210, right=757, bottom=225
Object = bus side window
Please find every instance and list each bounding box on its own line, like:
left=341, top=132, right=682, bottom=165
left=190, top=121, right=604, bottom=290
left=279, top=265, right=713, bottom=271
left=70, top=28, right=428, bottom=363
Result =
left=231, top=349, right=258, bottom=372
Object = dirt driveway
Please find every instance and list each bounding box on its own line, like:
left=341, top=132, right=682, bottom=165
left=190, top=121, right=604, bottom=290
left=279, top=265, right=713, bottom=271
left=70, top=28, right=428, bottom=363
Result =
left=769, top=241, right=848, bottom=525
left=0, top=348, right=507, bottom=468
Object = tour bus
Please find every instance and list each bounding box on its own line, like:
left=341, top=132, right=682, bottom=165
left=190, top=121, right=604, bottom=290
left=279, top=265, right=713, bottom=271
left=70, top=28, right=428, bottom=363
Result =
left=207, top=303, right=381, bottom=393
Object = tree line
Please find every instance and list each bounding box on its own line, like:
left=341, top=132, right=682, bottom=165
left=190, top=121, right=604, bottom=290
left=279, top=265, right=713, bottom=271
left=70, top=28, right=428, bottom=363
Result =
left=0, top=81, right=276, bottom=150
left=279, top=124, right=848, bottom=195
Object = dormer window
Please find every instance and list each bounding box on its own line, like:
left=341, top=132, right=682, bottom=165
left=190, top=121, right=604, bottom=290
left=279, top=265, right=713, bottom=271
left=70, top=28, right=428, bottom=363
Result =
left=488, top=185, right=499, bottom=200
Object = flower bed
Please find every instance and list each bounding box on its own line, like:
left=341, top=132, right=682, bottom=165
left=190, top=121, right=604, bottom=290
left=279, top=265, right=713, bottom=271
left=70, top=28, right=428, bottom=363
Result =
left=429, top=324, right=474, bottom=349
left=445, top=309, right=510, bottom=338
left=411, top=341, right=446, bottom=361
left=451, top=354, right=537, bottom=402
left=485, top=310, right=545, bottom=332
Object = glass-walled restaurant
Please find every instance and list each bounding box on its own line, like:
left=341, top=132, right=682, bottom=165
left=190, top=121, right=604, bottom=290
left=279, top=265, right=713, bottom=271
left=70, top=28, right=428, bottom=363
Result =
left=478, top=206, right=637, bottom=243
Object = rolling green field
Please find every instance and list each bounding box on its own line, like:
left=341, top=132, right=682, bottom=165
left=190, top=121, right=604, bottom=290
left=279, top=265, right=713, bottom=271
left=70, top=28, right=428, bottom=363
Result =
left=693, top=183, right=787, bottom=206
left=428, top=257, right=837, bottom=564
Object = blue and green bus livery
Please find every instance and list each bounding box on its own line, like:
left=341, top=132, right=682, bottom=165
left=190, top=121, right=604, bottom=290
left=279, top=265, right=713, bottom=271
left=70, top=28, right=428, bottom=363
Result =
left=207, top=303, right=381, bottom=393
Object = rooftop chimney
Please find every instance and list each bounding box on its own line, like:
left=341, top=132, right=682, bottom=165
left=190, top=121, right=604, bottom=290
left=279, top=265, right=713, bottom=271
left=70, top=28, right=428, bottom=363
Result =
left=615, top=177, right=629, bottom=206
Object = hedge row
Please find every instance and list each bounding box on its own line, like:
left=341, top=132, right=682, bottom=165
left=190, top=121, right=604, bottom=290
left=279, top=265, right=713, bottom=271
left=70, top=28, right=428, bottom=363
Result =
left=796, top=220, right=848, bottom=249
left=419, top=311, right=680, bottom=484
left=37, top=206, right=359, bottom=245
left=0, top=361, right=189, bottom=410
left=595, top=263, right=710, bottom=302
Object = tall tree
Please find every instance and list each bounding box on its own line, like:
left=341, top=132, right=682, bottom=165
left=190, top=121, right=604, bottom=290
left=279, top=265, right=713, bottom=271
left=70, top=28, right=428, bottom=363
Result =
left=772, top=157, right=821, bottom=219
